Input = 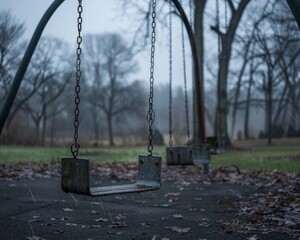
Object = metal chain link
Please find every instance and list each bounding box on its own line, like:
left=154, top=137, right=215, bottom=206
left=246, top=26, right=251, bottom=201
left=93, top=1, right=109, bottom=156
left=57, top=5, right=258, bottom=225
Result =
left=168, top=0, right=173, bottom=147
left=71, top=0, right=83, bottom=158
left=216, top=0, right=221, bottom=66
left=189, top=0, right=196, bottom=146
left=224, top=0, right=228, bottom=117
left=225, top=0, right=228, bottom=32
left=189, top=0, right=193, bottom=30
left=180, top=0, right=191, bottom=144
left=146, top=0, right=157, bottom=156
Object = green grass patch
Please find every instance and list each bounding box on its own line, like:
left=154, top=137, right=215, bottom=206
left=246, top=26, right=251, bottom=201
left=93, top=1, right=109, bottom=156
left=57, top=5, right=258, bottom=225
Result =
left=0, top=146, right=69, bottom=164
left=0, top=145, right=299, bottom=173
left=211, top=145, right=300, bottom=173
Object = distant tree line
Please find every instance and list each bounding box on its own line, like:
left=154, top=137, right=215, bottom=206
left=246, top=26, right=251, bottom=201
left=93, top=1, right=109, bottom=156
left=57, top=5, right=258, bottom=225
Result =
left=1, top=0, right=300, bottom=146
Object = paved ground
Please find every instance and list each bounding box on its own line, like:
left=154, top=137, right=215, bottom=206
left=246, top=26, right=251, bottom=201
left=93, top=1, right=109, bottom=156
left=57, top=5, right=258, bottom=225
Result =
left=0, top=174, right=292, bottom=240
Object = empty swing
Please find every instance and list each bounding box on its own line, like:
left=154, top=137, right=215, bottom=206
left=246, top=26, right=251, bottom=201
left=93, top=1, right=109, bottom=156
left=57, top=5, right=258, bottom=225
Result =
left=166, top=0, right=193, bottom=165
left=165, top=0, right=211, bottom=172
left=61, top=0, right=161, bottom=196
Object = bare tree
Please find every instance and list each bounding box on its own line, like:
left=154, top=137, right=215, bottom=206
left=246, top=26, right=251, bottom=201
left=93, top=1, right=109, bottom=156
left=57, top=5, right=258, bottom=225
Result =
left=0, top=11, right=26, bottom=143
left=229, top=2, right=272, bottom=138
left=252, top=1, right=300, bottom=143
left=211, top=0, right=251, bottom=146
left=0, top=11, right=25, bottom=101
left=22, top=37, right=71, bottom=145
left=83, top=33, right=144, bottom=146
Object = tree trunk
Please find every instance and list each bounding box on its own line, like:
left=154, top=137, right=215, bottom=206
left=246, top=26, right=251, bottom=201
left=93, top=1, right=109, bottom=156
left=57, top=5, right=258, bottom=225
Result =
left=214, top=0, right=251, bottom=148
left=107, top=112, right=114, bottom=146
left=50, top=114, right=56, bottom=147
left=91, top=107, right=100, bottom=140
left=41, top=106, right=46, bottom=146
left=244, top=69, right=254, bottom=139
left=272, top=84, right=288, bottom=128
left=267, top=76, right=273, bottom=145
left=231, top=54, right=249, bottom=137
left=193, top=0, right=207, bottom=145
left=35, top=120, right=40, bottom=145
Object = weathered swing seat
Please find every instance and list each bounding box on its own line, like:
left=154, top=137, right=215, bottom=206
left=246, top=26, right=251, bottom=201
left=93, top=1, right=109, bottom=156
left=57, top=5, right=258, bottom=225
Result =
left=166, top=146, right=193, bottom=165
left=61, top=155, right=161, bottom=196
left=166, top=144, right=211, bottom=173
left=206, top=136, right=225, bottom=154
left=192, top=143, right=211, bottom=164
left=193, top=143, right=211, bottom=173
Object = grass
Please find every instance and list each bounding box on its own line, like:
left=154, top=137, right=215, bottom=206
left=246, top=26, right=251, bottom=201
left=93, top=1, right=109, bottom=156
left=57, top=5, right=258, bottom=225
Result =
left=0, top=142, right=299, bottom=173
left=211, top=145, right=300, bottom=173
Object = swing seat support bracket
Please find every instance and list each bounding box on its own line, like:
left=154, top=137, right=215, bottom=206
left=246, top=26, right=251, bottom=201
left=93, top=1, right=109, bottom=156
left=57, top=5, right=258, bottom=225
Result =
left=61, top=155, right=161, bottom=196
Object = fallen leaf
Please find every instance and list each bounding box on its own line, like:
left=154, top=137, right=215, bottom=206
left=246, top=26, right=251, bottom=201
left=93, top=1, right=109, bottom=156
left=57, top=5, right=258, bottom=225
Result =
left=95, top=218, right=108, bottom=222
left=52, top=229, right=64, bottom=234
left=164, top=192, right=181, bottom=197
left=167, top=226, right=191, bottom=234
left=29, top=218, right=43, bottom=223
left=141, top=222, right=150, bottom=228
left=114, top=214, right=126, bottom=221
left=172, top=214, right=184, bottom=219
left=88, top=225, right=101, bottom=228
left=90, top=210, right=100, bottom=214
left=247, top=235, right=258, bottom=240
left=109, top=221, right=127, bottom=228
left=26, top=237, right=46, bottom=240
left=65, top=223, right=78, bottom=227
left=62, top=208, right=73, bottom=212
left=107, top=231, right=123, bottom=235
left=189, top=208, right=197, bottom=212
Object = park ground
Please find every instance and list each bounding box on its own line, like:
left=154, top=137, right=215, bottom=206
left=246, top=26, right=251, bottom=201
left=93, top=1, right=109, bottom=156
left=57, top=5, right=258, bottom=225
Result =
left=0, top=138, right=299, bottom=239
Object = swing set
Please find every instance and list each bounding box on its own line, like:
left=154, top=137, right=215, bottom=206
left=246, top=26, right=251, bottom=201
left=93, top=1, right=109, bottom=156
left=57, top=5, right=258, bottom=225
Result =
left=0, top=0, right=299, bottom=197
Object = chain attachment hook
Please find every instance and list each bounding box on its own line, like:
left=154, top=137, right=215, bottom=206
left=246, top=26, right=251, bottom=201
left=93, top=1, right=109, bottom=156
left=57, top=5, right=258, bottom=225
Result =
left=71, top=143, right=80, bottom=159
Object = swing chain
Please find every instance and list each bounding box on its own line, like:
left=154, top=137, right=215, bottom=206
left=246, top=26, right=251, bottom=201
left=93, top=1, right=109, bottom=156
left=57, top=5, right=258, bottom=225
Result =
left=147, top=0, right=157, bottom=156
left=189, top=0, right=193, bottom=29
left=71, top=0, right=83, bottom=158
left=180, top=0, right=191, bottom=145
left=168, top=0, right=173, bottom=147
left=216, top=0, right=221, bottom=65
left=225, top=0, right=228, bottom=31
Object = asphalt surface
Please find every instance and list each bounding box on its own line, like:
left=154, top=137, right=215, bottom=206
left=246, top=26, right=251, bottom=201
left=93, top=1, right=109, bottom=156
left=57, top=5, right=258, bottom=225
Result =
left=0, top=176, right=292, bottom=240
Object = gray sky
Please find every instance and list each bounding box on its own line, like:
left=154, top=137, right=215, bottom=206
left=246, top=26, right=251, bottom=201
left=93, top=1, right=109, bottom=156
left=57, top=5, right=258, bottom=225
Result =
left=1, top=0, right=130, bottom=43
left=1, top=0, right=193, bottom=88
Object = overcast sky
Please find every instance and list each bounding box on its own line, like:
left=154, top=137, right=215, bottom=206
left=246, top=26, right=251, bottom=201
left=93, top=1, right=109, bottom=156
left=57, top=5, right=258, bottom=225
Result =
left=1, top=0, right=193, bottom=88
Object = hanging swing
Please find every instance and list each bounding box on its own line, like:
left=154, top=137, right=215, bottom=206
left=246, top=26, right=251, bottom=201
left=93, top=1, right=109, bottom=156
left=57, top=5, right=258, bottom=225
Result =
left=166, top=0, right=193, bottom=166
left=61, top=0, right=161, bottom=196
left=166, top=0, right=210, bottom=173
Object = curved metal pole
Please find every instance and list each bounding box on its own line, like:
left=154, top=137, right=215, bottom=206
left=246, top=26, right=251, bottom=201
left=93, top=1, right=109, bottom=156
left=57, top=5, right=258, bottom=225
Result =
left=171, top=0, right=206, bottom=144
left=0, top=0, right=65, bottom=134
left=286, top=0, right=300, bottom=30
